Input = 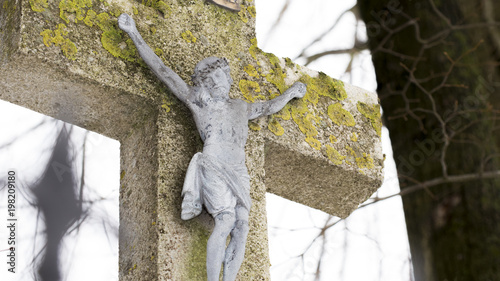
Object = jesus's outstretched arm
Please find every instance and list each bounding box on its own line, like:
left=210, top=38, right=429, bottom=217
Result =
left=118, top=13, right=192, bottom=105
left=247, top=81, right=306, bottom=120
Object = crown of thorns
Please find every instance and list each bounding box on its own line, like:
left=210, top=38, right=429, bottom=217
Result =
left=192, top=57, right=231, bottom=85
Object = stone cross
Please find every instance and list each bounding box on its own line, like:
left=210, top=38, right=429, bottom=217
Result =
left=0, top=0, right=383, bottom=280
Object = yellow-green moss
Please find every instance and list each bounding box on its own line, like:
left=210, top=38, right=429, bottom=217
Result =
left=329, top=135, right=337, bottom=143
left=291, top=100, right=318, bottom=137
left=318, top=72, right=346, bottom=100
left=264, top=52, right=287, bottom=93
left=268, top=118, right=284, bottom=136
left=244, top=64, right=258, bottom=77
left=351, top=132, right=358, bottom=142
left=284, top=57, right=295, bottom=69
left=101, top=28, right=137, bottom=62
left=142, top=0, right=171, bottom=18
left=40, top=24, right=77, bottom=60
left=59, top=0, right=93, bottom=23
left=239, top=79, right=261, bottom=102
left=238, top=7, right=248, bottom=23
left=357, top=102, right=382, bottom=136
left=243, top=26, right=360, bottom=154
left=248, top=121, right=261, bottom=131
left=326, top=145, right=345, bottom=165
left=247, top=5, right=256, bottom=18
left=305, top=136, right=321, bottom=150
left=181, top=30, right=197, bottom=43
left=300, top=73, right=347, bottom=105
left=95, top=12, right=112, bottom=30
left=249, top=38, right=260, bottom=64
left=83, top=10, right=96, bottom=26
left=345, top=145, right=356, bottom=157
left=161, top=98, right=172, bottom=112
left=155, top=48, right=163, bottom=57
left=187, top=225, right=209, bottom=280
left=356, top=153, right=375, bottom=169
left=327, top=103, right=355, bottom=127
left=284, top=98, right=323, bottom=150
left=79, top=11, right=138, bottom=62
left=109, top=5, right=122, bottom=17
left=29, top=0, right=48, bottom=12
left=133, top=6, right=139, bottom=15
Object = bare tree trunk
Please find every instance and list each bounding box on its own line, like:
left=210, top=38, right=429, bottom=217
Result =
left=358, top=0, right=500, bottom=280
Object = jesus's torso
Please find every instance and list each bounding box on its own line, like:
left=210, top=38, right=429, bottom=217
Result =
left=190, top=98, right=249, bottom=166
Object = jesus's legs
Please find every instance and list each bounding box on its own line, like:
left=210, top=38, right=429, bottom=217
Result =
left=207, top=212, right=236, bottom=281
left=223, top=206, right=250, bottom=281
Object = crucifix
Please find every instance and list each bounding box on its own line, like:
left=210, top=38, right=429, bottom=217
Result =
left=0, top=0, right=383, bottom=280
left=118, top=13, right=306, bottom=280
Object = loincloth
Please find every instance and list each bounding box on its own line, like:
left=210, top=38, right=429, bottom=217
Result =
left=181, top=152, right=251, bottom=220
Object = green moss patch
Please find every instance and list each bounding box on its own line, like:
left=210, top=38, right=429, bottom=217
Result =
left=325, top=145, right=345, bottom=165
left=357, top=102, right=382, bottom=136
left=327, top=103, right=355, bottom=127
left=29, top=0, right=48, bottom=12
left=40, top=24, right=77, bottom=60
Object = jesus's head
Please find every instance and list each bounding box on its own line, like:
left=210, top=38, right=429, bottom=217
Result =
left=192, top=57, right=233, bottom=100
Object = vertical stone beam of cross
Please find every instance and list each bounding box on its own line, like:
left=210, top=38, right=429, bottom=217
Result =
left=0, top=0, right=383, bottom=280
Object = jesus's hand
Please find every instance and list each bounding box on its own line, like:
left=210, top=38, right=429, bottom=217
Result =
left=290, top=82, right=307, bottom=99
left=118, top=14, right=138, bottom=35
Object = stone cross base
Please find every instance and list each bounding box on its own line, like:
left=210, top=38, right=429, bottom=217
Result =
left=0, top=0, right=383, bottom=279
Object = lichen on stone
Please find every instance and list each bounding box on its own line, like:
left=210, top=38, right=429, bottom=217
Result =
left=268, top=118, right=284, bottom=136
left=248, top=38, right=260, bottom=65
left=305, top=136, right=321, bottom=150
left=327, top=103, right=355, bottom=127
left=40, top=24, right=78, bottom=60
left=154, top=48, right=163, bottom=57
left=325, top=145, right=345, bottom=165
left=161, top=98, right=171, bottom=112
left=239, top=79, right=261, bottom=102
left=357, top=102, right=382, bottom=136
left=101, top=28, right=137, bottom=62
left=59, top=0, right=93, bottom=23
left=84, top=10, right=97, bottom=26
left=141, top=0, right=172, bottom=18
left=247, top=5, right=256, bottom=18
left=29, top=0, right=48, bottom=12
left=238, top=7, right=248, bottom=23
left=351, top=132, right=358, bottom=142
left=264, top=52, right=287, bottom=93
left=300, top=72, right=347, bottom=105
left=244, top=64, right=258, bottom=77
left=356, top=153, right=375, bottom=169
left=248, top=121, right=261, bottom=131
left=291, top=100, right=320, bottom=140
left=181, top=30, right=197, bottom=43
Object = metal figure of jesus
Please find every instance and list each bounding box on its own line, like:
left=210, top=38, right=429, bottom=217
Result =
left=118, top=13, right=306, bottom=281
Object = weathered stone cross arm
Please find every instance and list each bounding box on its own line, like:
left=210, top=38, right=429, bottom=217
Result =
left=0, top=0, right=382, bottom=280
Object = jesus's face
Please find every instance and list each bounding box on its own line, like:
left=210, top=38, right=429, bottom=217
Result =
left=202, top=68, right=232, bottom=100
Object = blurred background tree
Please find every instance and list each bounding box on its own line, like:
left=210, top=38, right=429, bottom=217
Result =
left=357, top=0, right=500, bottom=280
